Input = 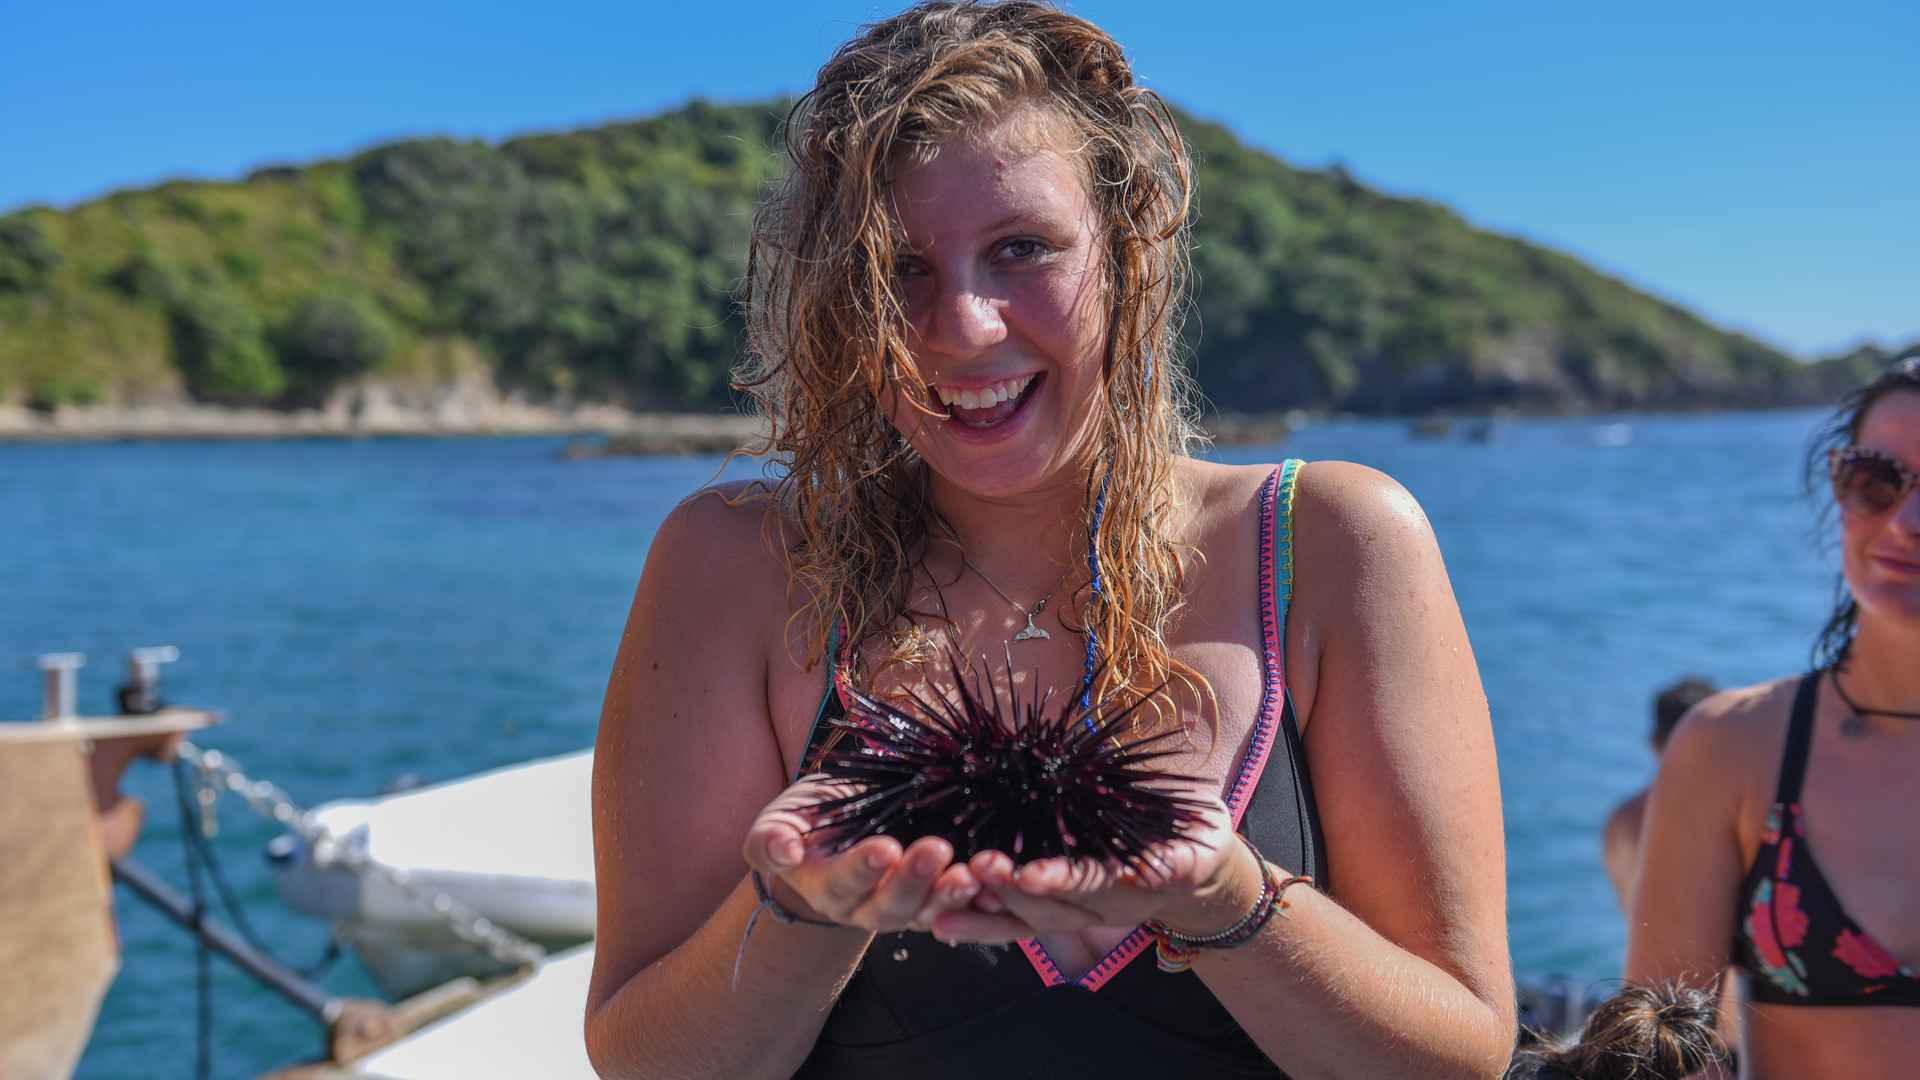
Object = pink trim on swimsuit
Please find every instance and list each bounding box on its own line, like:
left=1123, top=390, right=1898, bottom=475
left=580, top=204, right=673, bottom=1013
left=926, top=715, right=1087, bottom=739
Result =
left=1017, top=466, right=1293, bottom=991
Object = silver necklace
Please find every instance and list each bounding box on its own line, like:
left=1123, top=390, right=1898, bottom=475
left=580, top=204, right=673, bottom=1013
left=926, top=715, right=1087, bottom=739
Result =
left=962, top=558, right=1070, bottom=644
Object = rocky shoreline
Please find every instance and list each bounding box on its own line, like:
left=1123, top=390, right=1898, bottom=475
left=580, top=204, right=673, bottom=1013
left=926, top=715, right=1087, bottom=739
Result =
left=0, top=375, right=769, bottom=452
left=0, top=401, right=766, bottom=450
left=0, top=390, right=1295, bottom=455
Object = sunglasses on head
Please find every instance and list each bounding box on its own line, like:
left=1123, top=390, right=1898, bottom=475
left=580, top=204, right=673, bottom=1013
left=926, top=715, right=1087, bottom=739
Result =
left=1830, top=446, right=1919, bottom=517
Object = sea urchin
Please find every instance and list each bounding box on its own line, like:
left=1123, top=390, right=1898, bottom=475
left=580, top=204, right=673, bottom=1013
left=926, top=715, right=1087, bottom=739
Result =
left=803, top=655, right=1212, bottom=870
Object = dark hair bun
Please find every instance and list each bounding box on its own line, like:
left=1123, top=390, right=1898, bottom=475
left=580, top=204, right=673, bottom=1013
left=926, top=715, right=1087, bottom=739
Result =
left=1507, top=982, right=1729, bottom=1080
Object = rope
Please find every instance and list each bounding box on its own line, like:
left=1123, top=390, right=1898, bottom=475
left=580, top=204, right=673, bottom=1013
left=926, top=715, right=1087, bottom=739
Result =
left=177, top=741, right=545, bottom=968
left=171, top=759, right=214, bottom=1080
left=181, top=803, right=342, bottom=978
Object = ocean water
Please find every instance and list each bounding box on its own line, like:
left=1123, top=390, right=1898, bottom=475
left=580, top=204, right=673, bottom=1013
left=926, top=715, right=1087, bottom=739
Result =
left=0, top=410, right=1837, bottom=1078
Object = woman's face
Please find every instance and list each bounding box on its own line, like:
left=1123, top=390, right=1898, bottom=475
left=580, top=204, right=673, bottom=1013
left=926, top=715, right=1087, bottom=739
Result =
left=881, top=107, right=1110, bottom=501
left=1840, top=389, right=1920, bottom=627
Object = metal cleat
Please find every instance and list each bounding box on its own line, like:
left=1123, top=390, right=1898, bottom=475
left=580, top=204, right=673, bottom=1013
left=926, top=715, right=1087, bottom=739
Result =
left=118, top=646, right=180, bottom=715
left=37, top=652, right=85, bottom=721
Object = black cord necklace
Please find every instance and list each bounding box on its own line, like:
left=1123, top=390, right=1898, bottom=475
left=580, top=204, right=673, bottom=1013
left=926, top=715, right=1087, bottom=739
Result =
left=1829, top=666, right=1920, bottom=737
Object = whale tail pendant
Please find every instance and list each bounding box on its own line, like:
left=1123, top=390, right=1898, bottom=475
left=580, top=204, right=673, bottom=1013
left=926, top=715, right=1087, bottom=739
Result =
left=1012, top=614, right=1050, bottom=643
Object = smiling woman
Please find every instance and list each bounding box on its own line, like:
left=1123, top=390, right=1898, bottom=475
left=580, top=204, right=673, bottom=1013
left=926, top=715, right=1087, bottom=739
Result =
left=583, top=4, right=1515, bottom=1078
left=1625, top=358, right=1920, bottom=1078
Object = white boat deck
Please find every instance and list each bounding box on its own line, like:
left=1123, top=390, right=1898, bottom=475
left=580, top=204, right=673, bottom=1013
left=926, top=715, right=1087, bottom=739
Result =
left=271, top=749, right=598, bottom=997
left=309, top=749, right=595, bottom=883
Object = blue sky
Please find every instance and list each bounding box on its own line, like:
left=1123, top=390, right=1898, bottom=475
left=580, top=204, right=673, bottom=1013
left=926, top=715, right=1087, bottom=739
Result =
left=4, top=1, right=1913, bottom=357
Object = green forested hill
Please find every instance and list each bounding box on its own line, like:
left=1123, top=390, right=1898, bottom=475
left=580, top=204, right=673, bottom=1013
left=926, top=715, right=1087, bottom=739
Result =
left=0, top=99, right=1895, bottom=416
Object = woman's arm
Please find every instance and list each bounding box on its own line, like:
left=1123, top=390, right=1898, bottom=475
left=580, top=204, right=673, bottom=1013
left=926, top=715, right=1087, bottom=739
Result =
left=1622, top=692, right=1757, bottom=1079
left=584, top=491, right=984, bottom=1079
left=940, top=464, right=1517, bottom=1079
left=583, top=493, right=873, bottom=1080
left=1601, top=793, right=1646, bottom=913
left=1201, top=462, right=1514, bottom=1078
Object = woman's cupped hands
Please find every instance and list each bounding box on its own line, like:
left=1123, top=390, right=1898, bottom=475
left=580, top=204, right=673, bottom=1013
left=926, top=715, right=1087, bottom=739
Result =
left=742, top=774, right=1247, bottom=946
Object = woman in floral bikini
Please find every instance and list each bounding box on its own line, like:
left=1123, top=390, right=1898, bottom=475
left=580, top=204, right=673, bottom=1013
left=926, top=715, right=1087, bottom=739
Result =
left=1626, top=357, right=1920, bottom=1077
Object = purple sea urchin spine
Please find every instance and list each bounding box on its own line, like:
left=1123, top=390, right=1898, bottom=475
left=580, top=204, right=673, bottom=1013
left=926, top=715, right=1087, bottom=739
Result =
left=804, top=656, right=1212, bottom=869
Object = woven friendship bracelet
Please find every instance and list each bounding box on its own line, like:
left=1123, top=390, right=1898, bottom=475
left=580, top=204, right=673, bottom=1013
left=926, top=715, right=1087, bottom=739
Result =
left=1145, top=834, right=1314, bottom=973
left=732, top=870, right=841, bottom=990
left=1146, top=887, right=1273, bottom=972
left=750, top=869, right=840, bottom=927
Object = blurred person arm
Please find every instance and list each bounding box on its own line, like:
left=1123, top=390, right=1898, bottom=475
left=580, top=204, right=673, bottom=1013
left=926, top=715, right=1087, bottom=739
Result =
left=90, top=730, right=185, bottom=860
left=1601, top=790, right=1646, bottom=914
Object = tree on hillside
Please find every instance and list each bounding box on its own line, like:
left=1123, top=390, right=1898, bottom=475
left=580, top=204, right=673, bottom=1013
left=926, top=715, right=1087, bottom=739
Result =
left=0, top=99, right=1818, bottom=415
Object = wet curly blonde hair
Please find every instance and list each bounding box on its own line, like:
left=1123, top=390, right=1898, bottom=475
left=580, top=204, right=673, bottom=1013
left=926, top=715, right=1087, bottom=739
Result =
left=734, top=0, right=1205, bottom=717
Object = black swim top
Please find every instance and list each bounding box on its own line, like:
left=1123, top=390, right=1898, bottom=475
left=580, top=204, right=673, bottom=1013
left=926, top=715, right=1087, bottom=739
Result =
left=787, top=462, right=1327, bottom=1079
left=1732, top=672, right=1920, bottom=1007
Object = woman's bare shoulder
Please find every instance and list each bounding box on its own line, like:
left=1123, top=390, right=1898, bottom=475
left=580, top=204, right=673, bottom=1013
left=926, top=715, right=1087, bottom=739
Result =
left=654, top=481, right=791, bottom=583
left=669, top=478, right=784, bottom=540
left=1289, top=458, right=1427, bottom=536
left=1282, top=460, right=1442, bottom=605
left=1654, top=676, right=1800, bottom=811
left=627, top=480, right=803, bottom=672
left=1171, top=457, right=1428, bottom=565
left=1666, top=677, right=1797, bottom=759
left=1172, top=458, right=1282, bottom=533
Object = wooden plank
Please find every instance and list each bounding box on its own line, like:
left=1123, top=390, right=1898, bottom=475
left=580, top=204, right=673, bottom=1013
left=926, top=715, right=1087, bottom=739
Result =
left=0, top=741, right=118, bottom=1080
left=257, top=1060, right=407, bottom=1068
left=0, top=708, right=221, bottom=743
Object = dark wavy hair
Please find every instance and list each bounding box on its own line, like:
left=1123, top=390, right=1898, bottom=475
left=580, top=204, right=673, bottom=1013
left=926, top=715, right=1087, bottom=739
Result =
left=1506, top=982, right=1729, bottom=1080
left=1805, top=354, right=1920, bottom=669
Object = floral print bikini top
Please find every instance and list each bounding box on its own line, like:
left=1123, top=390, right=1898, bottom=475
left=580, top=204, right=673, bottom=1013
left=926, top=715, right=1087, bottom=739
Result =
left=1733, top=672, right=1920, bottom=1007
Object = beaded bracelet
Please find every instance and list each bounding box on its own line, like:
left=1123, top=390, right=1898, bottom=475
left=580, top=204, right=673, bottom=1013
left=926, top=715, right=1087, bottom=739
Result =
left=1143, top=834, right=1314, bottom=973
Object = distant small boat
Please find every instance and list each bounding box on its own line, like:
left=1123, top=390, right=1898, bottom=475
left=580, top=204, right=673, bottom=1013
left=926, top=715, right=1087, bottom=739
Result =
left=1591, top=422, right=1632, bottom=447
